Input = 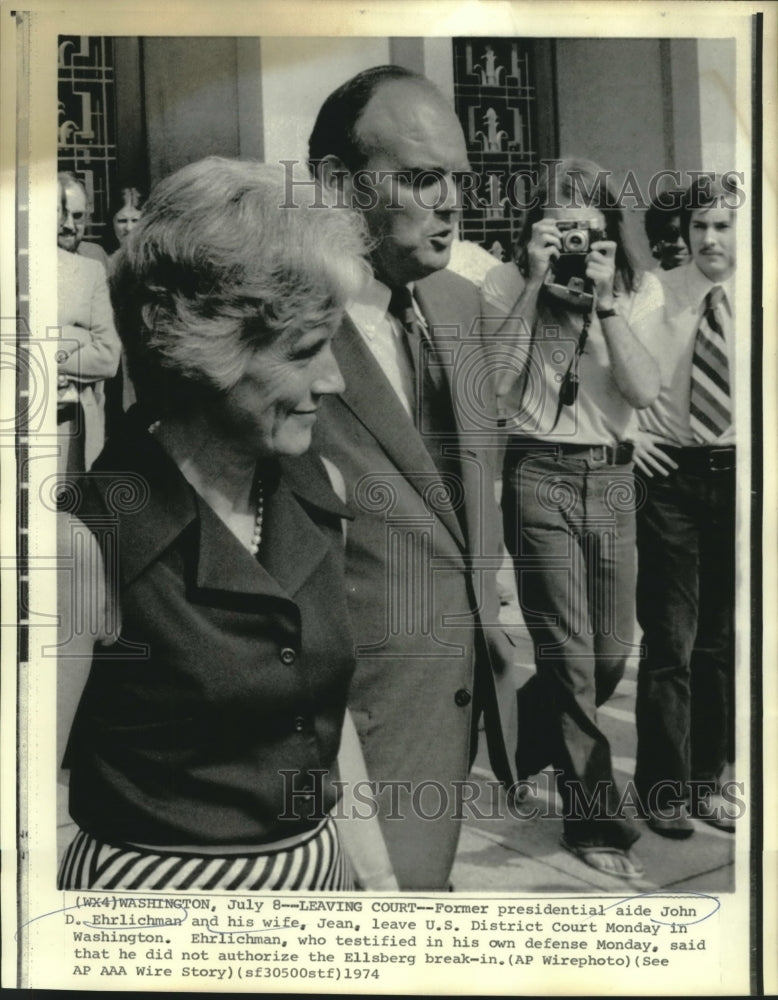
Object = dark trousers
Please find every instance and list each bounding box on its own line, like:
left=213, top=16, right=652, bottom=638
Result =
left=634, top=461, right=735, bottom=810
left=503, top=447, right=640, bottom=849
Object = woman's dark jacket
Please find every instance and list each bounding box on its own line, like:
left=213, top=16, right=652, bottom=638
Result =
left=63, top=407, right=355, bottom=847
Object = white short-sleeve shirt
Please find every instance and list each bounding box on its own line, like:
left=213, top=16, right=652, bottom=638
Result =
left=481, top=263, right=664, bottom=445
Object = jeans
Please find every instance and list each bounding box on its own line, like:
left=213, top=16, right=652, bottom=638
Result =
left=634, top=464, right=735, bottom=810
left=502, top=447, right=640, bottom=849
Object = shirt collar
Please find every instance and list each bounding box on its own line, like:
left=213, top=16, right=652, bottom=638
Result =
left=347, top=272, right=393, bottom=341
left=686, top=260, right=735, bottom=313
left=347, top=273, right=425, bottom=340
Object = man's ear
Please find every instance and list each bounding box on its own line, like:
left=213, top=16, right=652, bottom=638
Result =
left=317, top=155, right=353, bottom=207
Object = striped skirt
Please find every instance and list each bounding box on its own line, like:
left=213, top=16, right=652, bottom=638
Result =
left=58, top=817, right=354, bottom=892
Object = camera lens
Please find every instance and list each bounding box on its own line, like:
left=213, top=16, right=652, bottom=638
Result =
left=563, top=230, right=588, bottom=252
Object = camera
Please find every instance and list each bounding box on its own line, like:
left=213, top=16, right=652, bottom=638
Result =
left=557, top=219, right=604, bottom=253
left=544, top=219, right=605, bottom=310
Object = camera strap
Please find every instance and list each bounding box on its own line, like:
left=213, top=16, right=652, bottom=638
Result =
left=550, top=304, right=594, bottom=430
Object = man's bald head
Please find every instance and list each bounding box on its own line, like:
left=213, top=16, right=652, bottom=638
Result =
left=309, top=65, right=434, bottom=176
left=309, top=66, right=470, bottom=286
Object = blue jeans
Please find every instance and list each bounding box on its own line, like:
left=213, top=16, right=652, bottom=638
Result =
left=502, top=446, right=640, bottom=849
left=634, top=463, right=735, bottom=810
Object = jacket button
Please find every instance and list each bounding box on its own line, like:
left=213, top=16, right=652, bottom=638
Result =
left=55, top=350, right=68, bottom=363
left=293, top=716, right=305, bottom=732
left=280, top=647, right=296, bottom=665
left=454, top=688, right=471, bottom=707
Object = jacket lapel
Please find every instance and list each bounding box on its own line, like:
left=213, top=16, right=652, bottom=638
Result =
left=413, top=275, right=459, bottom=407
left=414, top=271, right=482, bottom=435
left=333, top=317, right=465, bottom=549
left=260, top=455, right=350, bottom=598
left=194, top=494, right=292, bottom=601
left=92, top=413, right=338, bottom=602
left=196, top=456, right=346, bottom=601
left=416, top=272, right=503, bottom=559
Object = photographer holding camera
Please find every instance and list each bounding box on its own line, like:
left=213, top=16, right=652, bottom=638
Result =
left=482, top=158, right=663, bottom=881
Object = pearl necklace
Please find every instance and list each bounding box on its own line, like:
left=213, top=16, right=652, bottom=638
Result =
left=249, top=479, right=264, bottom=556
left=149, top=420, right=264, bottom=556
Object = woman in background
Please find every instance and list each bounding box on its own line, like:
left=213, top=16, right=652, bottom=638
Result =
left=644, top=187, right=690, bottom=272
left=104, top=185, right=145, bottom=257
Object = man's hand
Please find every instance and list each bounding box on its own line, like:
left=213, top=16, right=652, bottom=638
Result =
left=632, top=429, right=678, bottom=478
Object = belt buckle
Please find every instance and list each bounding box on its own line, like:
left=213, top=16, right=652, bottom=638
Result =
left=709, top=447, right=733, bottom=472
left=589, top=445, right=610, bottom=465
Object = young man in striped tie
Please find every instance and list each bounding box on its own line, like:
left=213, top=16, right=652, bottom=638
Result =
left=632, top=174, right=739, bottom=838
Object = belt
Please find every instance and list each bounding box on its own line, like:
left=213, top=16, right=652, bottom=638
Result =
left=506, top=437, right=634, bottom=466
left=659, top=445, right=735, bottom=474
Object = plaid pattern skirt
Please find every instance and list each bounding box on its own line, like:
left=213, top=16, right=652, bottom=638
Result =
left=58, top=816, right=354, bottom=892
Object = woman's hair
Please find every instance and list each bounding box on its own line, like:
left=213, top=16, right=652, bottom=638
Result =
left=110, top=157, right=369, bottom=416
left=113, top=186, right=145, bottom=214
left=644, top=187, right=685, bottom=246
left=515, top=157, right=639, bottom=294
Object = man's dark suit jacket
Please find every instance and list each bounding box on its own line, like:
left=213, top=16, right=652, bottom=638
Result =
left=314, top=267, right=518, bottom=890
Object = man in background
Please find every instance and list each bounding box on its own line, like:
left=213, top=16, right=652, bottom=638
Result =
left=633, top=174, right=739, bottom=837
left=56, top=176, right=120, bottom=472
left=57, top=171, right=110, bottom=271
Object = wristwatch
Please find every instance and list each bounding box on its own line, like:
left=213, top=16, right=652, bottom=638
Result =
left=596, top=306, right=618, bottom=321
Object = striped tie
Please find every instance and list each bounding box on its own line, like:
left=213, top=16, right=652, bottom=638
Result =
left=689, top=285, right=731, bottom=443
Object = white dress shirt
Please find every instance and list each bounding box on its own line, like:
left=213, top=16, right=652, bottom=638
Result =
left=346, top=274, right=418, bottom=419
left=638, top=261, right=735, bottom=447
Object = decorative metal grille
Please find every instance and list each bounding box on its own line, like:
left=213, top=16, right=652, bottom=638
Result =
left=453, top=38, right=546, bottom=264
left=57, top=35, right=116, bottom=244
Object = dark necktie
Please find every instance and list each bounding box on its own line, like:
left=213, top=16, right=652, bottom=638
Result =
left=388, top=286, right=454, bottom=433
left=689, top=285, right=731, bottom=443
left=387, top=286, right=462, bottom=492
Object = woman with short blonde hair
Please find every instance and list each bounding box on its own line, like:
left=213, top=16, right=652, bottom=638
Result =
left=57, top=157, right=394, bottom=892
